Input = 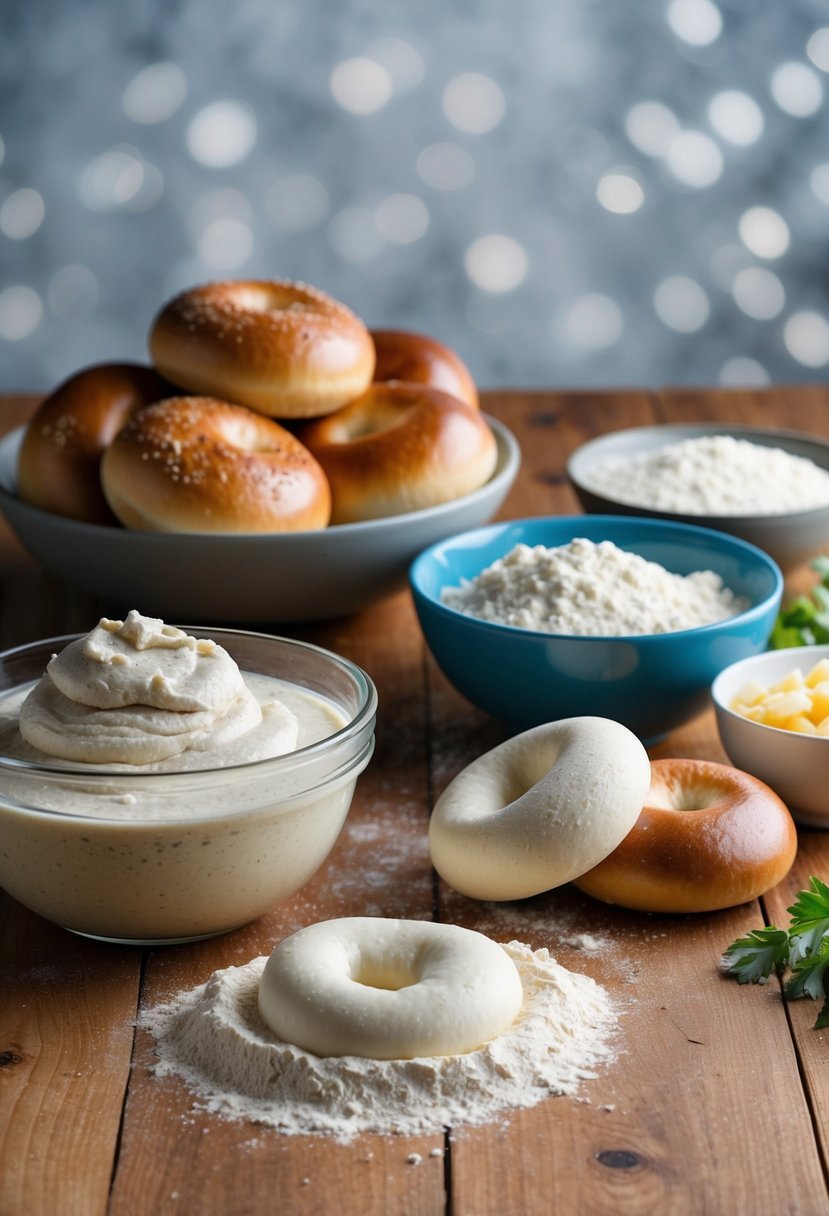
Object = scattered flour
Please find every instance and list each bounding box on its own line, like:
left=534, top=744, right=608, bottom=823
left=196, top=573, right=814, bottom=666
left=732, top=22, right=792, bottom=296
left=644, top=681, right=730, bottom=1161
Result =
left=441, top=537, right=746, bottom=636
left=141, top=941, right=617, bottom=1140
left=583, top=433, right=829, bottom=516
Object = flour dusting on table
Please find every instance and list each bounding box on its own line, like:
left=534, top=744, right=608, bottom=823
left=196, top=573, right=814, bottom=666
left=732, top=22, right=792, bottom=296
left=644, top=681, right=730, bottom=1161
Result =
left=141, top=941, right=617, bottom=1139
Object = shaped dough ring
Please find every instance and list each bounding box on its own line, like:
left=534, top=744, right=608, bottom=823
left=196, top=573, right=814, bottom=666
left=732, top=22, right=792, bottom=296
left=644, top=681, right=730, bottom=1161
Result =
left=429, top=716, right=652, bottom=902
left=257, top=917, right=523, bottom=1059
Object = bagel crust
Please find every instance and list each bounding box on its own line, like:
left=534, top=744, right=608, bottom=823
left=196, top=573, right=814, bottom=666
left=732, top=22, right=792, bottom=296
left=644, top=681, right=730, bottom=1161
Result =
left=17, top=362, right=171, bottom=524
left=573, top=758, right=797, bottom=913
left=258, top=917, right=523, bottom=1059
left=149, top=279, right=375, bottom=419
left=371, top=329, right=479, bottom=409
left=428, top=716, right=652, bottom=902
left=100, top=397, right=331, bottom=533
left=300, top=382, right=498, bottom=523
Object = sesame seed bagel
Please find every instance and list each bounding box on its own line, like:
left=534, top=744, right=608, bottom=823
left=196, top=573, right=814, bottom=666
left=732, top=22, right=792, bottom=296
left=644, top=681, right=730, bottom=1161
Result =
left=100, top=397, right=331, bottom=533
left=17, top=362, right=172, bottom=524
left=299, top=381, right=498, bottom=524
left=371, top=329, right=479, bottom=409
left=148, top=280, right=376, bottom=419
left=573, top=758, right=797, bottom=913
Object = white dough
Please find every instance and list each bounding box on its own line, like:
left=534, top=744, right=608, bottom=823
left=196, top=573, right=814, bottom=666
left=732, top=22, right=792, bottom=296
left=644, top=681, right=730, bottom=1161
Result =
left=257, top=917, right=524, bottom=1060
left=17, top=610, right=300, bottom=765
left=429, top=716, right=651, bottom=901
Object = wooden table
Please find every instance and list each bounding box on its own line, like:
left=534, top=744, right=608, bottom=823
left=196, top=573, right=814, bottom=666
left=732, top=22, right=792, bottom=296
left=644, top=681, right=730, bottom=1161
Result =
left=3, top=385, right=829, bottom=1216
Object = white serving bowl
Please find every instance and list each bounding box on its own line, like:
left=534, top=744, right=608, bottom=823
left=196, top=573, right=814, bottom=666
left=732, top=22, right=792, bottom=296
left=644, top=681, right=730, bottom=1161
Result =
left=0, top=628, right=377, bottom=943
left=0, top=417, right=520, bottom=623
left=567, top=423, right=829, bottom=572
left=712, top=644, right=829, bottom=828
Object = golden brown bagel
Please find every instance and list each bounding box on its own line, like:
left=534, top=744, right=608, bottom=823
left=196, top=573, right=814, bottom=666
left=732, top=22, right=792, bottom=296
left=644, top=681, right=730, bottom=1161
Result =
left=371, top=329, right=479, bottom=409
left=100, top=397, right=331, bottom=533
left=573, top=758, right=797, bottom=913
left=299, top=382, right=498, bottom=524
left=17, top=362, right=171, bottom=524
left=149, top=279, right=375, bottom=419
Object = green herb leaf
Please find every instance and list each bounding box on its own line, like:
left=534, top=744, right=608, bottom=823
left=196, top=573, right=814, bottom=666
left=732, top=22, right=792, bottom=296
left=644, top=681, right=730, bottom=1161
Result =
left=769, top=557, right=829, bottom=648
left=787, top=877, right=829, bottom=957
left=723, top=927, right=789, bottom=983
left=784, top=942, right=829, bottom=1003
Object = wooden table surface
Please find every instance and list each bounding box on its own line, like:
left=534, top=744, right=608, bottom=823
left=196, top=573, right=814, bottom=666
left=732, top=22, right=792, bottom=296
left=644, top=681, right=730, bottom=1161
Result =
left=3, top=385, right=829, bottom=1216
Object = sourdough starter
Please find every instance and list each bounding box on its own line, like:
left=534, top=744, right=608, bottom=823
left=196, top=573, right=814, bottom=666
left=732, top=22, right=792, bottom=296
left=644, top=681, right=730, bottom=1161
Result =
left=0, top=613, right=350, bottom=940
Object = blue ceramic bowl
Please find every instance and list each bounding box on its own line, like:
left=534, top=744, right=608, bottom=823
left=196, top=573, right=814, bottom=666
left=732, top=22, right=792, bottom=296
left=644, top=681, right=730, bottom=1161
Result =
left=409, top=515, right=783, bottom=744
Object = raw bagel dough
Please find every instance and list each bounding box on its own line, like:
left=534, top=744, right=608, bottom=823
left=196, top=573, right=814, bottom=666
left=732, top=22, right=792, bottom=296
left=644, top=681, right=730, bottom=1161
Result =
left=429, top=716, right=651, bottom=901
left=258, top=917, right=523, bottom=1059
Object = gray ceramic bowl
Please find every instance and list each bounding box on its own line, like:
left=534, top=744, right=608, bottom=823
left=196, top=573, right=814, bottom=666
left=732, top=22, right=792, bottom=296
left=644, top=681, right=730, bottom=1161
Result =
left=567, top=423, right=829, bottom=572
left=0, top=417, right=520, bottom=623
left=713, top=644, right=829, bottom=828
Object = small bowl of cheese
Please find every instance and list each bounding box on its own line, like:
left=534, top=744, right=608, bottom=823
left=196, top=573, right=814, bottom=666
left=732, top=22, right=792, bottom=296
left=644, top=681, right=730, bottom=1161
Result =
left=713, top=645, right=829, bottom=827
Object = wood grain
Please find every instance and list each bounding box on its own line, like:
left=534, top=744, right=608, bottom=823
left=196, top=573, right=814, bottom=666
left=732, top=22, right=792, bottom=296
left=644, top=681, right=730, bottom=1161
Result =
left=3, top=387, right=829, bottom=1215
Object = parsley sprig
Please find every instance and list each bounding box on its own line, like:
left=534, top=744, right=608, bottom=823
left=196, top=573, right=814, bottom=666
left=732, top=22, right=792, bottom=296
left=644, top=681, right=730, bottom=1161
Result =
left=723, top=877, right=829, bottom=1029
left=770, top=556, right=829, bottom=649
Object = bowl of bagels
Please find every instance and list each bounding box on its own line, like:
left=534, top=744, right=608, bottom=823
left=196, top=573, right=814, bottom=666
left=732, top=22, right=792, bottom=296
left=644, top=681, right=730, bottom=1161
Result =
left=1, top=279, right=519, bottom=622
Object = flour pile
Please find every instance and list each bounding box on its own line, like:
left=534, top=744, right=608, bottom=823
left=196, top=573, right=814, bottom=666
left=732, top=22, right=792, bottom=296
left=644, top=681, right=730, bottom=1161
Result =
left=585, top=434, right=829, bottom=516
left=441, top=537, right=745, bottom=636
left=141, top=941, right=617, bottom=1138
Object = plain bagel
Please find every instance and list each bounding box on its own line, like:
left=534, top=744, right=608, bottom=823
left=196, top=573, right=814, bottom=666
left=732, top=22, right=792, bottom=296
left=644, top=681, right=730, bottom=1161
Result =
left=257, top=917, right=524, bottom=1059
left=299, top=381, right=498, bottom=523
left=573, top=758, right=797, bottom=913
left=371, top=329, right=479, bottom=409
left=148, top=279, right=375, bottom=419
left=429, top=716, right=652, bottom=902
left=100, top=396, right=331, bottom=533
left=17, top=362, right=171, bottom=524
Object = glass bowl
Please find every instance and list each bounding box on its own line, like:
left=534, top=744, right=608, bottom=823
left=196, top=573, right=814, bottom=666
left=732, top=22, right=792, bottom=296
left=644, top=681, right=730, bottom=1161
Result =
left=0, top=628, right=377, bottom=944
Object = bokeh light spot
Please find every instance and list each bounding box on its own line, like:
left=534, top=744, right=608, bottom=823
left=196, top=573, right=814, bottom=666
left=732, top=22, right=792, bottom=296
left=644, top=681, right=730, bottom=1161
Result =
left=666, top=0, right=723, bottom=47
left=330, top=58, right=392, bottom=115
left=122, top=63, right=187, bottom=124
left=810, top=163, right=829, bottom=206
left=464, top=235, right=528, bottom=293
left=770, top=62, right=823, bottom=117
left=719, top=357, right=770, bottom=386
left=731, top=266, right=785, bottom=320
left=784, top=312, right=829, bottom=367
left=47, top=264, right=99, bottom=322
left=442, top=73, right=505, bottom=135
left=0, top=286, right=42, bottom=341
left=563, top=294, right=624, bottom=349
left=416, top=142, right=476, bottom=191
left=367, top=37, right=424, bottom=92
left=665, top=130, right=724, bottom=188
left=654, top=275, right=710, bottom=332
left=707, top=90, right=764, bottom=146
left=0, top=188, right=45, bottom=239
left=375, top=194, right=429, bottom=244
left=596, top=172, right=644, bottom=214
left=738, top=206, right=790, bottom=259
left=625, top=101, right=680, bottom=156
left=807, top=28, right=829, bottom=73
left=186, top=101, right=257, bottom=168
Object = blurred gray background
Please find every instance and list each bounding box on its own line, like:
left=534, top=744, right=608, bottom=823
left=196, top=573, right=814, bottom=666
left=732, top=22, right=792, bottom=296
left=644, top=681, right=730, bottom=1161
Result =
left=2, top=0, right=829, bottom=393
